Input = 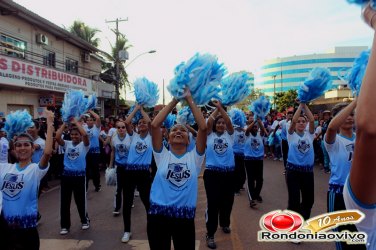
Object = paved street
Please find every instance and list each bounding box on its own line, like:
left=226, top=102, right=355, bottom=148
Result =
left=38, top=159, right=335, bottom=250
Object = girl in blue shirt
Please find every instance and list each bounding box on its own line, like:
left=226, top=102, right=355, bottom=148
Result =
left=119, top=105, right=152, bottom=243
left=0, top=110, right=54, bottom=250
left=148, top=89, right=206, bottom=250
left=56, top=119, right=90, bottom=235
left=244, top=117, right=268, bottom=207
left=204, top=100, right=235, bottom=249
left=286, top=102, right=315, bottom=220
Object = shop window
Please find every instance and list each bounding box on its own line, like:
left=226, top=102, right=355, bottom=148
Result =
left=0, top=34, right=26, bottom=58
left=65, top=58, right=78, bottom=74
left=43, top=50, right=56, bottom=68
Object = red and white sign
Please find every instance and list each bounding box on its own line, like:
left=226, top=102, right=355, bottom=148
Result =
left=0, top=55, right=95, bottom=95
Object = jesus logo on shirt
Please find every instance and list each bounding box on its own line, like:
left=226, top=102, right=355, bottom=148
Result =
left=67, top=148, right=80, bottom=160
left=135, top=141, right=147, bottom=154
left=1, top=173, right=24, bottom=198
left=213, top=138, right=228, bottom=155
left=166, top=163, right=191, bottom=188
left=297, top=139, right=310, bottom=154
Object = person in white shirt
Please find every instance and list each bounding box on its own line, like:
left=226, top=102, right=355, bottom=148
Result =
left=0, top=129, right=9, bottom=163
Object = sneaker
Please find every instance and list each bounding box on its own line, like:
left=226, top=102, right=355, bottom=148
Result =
left=82, top=223, right=90, bottom=230
left=256, top=196, right=263, bottom=203
left=234, top=192, right=240, bottom=196
left=95, top=186, right=101, bottom=192
left=250, top=200, right=257, bottom=208
left=60, top=228, right=69, bottom=235
left=290, top=239, right=301, bottom=244
left=132, top=203, right=135, bottom=208
left=121, top=232, right=132, bottom=243
left=279, top=158, right=283, bottom=162
left=113, top=210, right=120, bottom=216
left=206, top=235, right=217, bottom=249
left=222, top=227, right=231, bottom=234
left=240, top=186, right=245, bottom=191
left=324, top=170, right=331, bottom=174
left=273, top=157, right=278, bottom=161
left=282, top=170, right=286, bottom=175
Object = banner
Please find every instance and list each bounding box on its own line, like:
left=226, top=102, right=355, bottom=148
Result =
left=0, top=55, right=96, bottom=95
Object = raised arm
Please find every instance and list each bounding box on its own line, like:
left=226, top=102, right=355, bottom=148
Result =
left=213, top=100, right=234, bottom=134
left=125, top=105, right=140, bottom=135
left=258, top=118, right=269, bottom=136
left=245, top=118, right=256, bottom=136
left=88, top=110, right=101, bottom=128
left=349, top=6, right=376, bottom=205
left=288, top=103, right=303, bottom=134
left=151, top=98, right=179, bottom=152
left=55, top=123, right=66, bottom=146
left=185, top=90, right=207, bottom=155
left=186, top=125, right=197, bottom=137
left=325, top=100, right=357, bottom=144
left=39, top=110, right=55, bottom=169
left=207, top=108, right=219, bottom=135
left=139, top=106, right=151, bottom=130
left=302, top=103, right=315, bottom=134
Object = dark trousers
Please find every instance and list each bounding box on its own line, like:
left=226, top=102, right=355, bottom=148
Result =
left=5, top=227, right=39, bottom=250
left=204, top=169, right=235, bottom=237
left=327, top=191, right=366, bottom=250
left=60, top=175, right=89, bottom=229
left=244, top=159, right=263, bottom=201
left=234, top=154, right=246, bottom=192
left=122, top=170, right=151, bottom=232
left=281, top=139, right=289, bottom=169
left=86, top=153, right=101, bottom=190
left=114, top=166, right=125, bottom=211
left=286, top=169, right=314, bottom=220
left=147, top=214, right=195, bottom=250
left=0, top=213, right=10, bottom=250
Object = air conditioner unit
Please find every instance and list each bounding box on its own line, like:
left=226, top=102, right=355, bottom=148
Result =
left=36, top=34, right=48, bottom=45
left=83, top=52, right=90, bottom=63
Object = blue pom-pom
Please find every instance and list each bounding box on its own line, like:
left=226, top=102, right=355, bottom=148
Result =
left=3, top=110, right=34, bottom=139
left=127, top=105, right=143, bottom=124
left=298, top=67, right=332, bottom=103
left=250, top=96, right=271, bottom=121
left=163, top=113, right=176, bottom=130
left=342, top=50, right=370, bottom=96
left=85, top=94, right=97, bottom=111
left=220, top=72, right=252, bottom=106
left=61, top=90, right=87, bottom=122
left=268, top=130, right=282, bottom=146
left=168, top=53, right=226, bottom=105
left=228, top=108, right=246, bottom=128
left=346, top=0, right=369, bottom=5
left=176, top=106, right=195, bottom=125
left=134, top=77, right=159, bottom=107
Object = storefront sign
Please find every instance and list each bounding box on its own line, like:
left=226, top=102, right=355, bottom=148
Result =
left=0, top=55, right=96, bottom=95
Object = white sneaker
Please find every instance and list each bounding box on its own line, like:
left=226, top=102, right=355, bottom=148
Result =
left=60, top=228, right=69, bottom=235
left=121, top=232, right=132, bottom=243
left=82, top=223, right=90, bottom=230
left=134, top=190, right=139, bottom=197
left=290, top=239, right=301, bottom=244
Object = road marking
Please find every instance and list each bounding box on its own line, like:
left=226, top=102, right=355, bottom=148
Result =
left=41, top=239, right=93, bottom=250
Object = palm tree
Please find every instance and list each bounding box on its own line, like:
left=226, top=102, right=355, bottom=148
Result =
left=68, top=20, right=100, bottom=47
left=100, top=33, right=132, bottom=90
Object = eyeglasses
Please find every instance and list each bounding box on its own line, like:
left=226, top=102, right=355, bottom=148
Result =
left=117, top=126, right=126, bottom=129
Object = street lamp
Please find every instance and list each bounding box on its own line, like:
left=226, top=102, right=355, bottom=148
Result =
left=123, top=50, right=156, bottom=68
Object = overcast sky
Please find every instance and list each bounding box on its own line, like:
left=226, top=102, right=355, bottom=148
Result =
left=15, top=0, right=373, bottom=102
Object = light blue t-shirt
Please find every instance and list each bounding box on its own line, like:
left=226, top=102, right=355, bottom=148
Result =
left=233, top=129, right=246, bottom=155
left=126, top=133, right=152, bottom=171
left=205, top=131, right=235, bottom=172
left=244, top=132, right=264, bottom=159
left=0, top=162, right=48, bottom=228
left=84, top=125, right=101, bottom=154
left=31, top=137, right=45, bottom=164
left=63, top=140, right=90, bottom=176
left=325, top=133, right=355, bottom=187
left=111, top=134, right=131, bottom=166
left=287, top=131, right=315, bottom=169
left=149, top=146, right=205, bottom=219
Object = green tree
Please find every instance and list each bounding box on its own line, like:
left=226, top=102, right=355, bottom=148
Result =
left=68, top=20, right=100, bottom=47
left=274, top=89, right=298, bottom=112
left=235, top=88, right=264, bottom=111
left=100, top=34, right=132, bottom=90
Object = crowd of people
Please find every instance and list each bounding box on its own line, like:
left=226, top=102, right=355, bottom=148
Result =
left=0, top=4, right=376, bottom=250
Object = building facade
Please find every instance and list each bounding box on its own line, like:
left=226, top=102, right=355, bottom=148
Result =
left=257, top=46, right=368, bottom=98
left=0, top=0, right=114, bottom=118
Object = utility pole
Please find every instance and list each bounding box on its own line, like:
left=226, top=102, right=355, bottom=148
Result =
left=163, top=79, right=165, bottom=105
left=272, top=75, right=277, bottom=109
left=106, top=18, right=128, bottom=116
